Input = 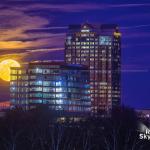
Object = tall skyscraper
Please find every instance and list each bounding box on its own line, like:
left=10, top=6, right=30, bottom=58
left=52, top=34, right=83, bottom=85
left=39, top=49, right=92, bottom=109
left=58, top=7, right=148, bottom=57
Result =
left=10, top=61, right=91, bottom=117
left=65, top=23, right=121, bottom=113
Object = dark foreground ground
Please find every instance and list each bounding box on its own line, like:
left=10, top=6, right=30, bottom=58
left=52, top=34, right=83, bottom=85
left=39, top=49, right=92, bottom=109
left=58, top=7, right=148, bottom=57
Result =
left=0, top=106, right=150, bottom=150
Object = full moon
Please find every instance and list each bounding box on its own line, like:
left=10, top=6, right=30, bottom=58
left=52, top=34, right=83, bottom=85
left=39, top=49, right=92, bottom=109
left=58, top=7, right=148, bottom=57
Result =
left=0, top=59, right=20, bottom=81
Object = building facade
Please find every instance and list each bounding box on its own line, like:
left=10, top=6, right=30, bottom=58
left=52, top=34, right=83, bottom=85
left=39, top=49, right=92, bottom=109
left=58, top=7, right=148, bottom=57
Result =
left=65, top=23, right=121, bottom=113
left=10, top=66, right=28, bottom=110
left=10, top=61, right=91, bottom=117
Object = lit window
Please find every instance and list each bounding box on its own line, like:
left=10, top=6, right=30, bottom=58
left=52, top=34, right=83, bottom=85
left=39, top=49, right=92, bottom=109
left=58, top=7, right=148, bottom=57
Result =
left=36, top=68, right=42, bottom=73
left=56, top=99, right=63, bottom=104
left=37, top=81, right=42, bottom=85
left=67, top=36, right=72, bottom=45
left=99, top=36, right=112, bottom=45
left=56, top=94, right=63, bottom=98
left=81, top=29, right=90, bottom=32
left=56, top=88, right=62, bottom=92
left=56, top=81, right=62, bottom=86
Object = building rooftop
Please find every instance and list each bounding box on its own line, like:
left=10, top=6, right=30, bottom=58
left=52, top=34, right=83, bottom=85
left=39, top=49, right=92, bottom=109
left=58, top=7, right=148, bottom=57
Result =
left=29, top=60, right=65, bottom=65
left=69, top=23, right=118, bottom=29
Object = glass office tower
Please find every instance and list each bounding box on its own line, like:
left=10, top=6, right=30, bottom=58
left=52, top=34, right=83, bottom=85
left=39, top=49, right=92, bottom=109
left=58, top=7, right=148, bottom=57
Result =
left=10, top=61, right=90, bottom=116
left=65, top=23, right=121, bottom=113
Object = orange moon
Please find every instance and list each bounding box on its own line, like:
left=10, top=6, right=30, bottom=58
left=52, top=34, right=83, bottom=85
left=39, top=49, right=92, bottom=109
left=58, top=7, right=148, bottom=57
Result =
left=0, top=59, right=20, bottom=81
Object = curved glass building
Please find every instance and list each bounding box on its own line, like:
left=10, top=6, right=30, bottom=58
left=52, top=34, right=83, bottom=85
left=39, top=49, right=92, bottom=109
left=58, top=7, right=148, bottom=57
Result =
left=10, top=61, right=91, bottom=117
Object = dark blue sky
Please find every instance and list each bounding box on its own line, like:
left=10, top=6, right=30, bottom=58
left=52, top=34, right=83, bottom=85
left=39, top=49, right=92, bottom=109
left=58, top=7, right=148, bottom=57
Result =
left=0, top=0, right=150, bottom=109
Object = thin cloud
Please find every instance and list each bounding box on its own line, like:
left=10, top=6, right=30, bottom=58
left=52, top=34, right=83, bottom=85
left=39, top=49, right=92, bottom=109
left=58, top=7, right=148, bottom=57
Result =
left=122, top=24, right=150, bottom=30
left=31, top=26, right=67, bottom=30
left=0, top=47, right=64, bottom=62
left=0, top=2, right=150, bottom=51
left=26, top=47, right=64, bottom=53
left=19, top=3, right=150, bottom=12
left=123, top=31, right=150, bottom=39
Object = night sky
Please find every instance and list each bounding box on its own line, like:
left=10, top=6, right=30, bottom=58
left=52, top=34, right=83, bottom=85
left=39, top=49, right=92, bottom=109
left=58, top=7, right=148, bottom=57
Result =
left=0, top=0, right=150, bottom=109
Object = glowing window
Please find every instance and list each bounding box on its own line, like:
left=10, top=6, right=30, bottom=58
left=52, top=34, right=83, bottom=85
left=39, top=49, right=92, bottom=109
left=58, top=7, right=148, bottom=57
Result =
left=56, top=81, right=62, bottom=86
left=99, top=36, right=112, bottom=45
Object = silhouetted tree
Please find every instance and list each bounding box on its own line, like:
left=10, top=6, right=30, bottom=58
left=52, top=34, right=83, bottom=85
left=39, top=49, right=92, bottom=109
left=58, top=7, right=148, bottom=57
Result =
left=0, top=106, right=149, bottom=150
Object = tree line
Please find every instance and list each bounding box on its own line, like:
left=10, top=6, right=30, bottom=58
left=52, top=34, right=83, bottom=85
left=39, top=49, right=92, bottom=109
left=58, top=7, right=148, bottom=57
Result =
left=0, top=106, right=149, bottom=150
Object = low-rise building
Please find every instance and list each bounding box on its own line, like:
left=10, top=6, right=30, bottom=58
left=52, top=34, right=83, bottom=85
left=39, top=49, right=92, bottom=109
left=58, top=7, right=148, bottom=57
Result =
left=10, top=61, right=91, bottom=118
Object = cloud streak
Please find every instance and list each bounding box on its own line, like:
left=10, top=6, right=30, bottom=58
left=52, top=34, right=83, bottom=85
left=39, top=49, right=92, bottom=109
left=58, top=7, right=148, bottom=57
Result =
left=0, top=1, right=150, bottom=63
left=0, top=2, right=149, bottom=51
left=0, top=47, right=64, bottom=62
left=10, top=3, right=150, bottom=12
